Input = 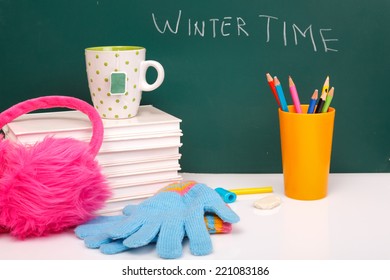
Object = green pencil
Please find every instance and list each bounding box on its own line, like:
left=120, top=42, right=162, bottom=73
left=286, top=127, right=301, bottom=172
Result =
left=321, top=87, right=334, bottom=113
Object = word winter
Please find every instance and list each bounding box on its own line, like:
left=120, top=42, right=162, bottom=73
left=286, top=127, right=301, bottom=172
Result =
left=152, top=10, right=249, bottom=38
left=151, top=10, right=338, bottom=53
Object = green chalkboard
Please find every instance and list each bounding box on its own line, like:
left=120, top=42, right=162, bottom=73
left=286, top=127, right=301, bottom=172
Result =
left=1, top=0, right=389, bottom=173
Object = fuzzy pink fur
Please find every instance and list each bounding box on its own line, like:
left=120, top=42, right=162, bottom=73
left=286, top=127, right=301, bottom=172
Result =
left=0, top=136, right=111, bottom=239
left=0, top=96, right=111, bottom=239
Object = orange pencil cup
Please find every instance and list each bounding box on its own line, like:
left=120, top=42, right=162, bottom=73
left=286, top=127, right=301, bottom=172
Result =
left=279, top=105, right=335, bottom=200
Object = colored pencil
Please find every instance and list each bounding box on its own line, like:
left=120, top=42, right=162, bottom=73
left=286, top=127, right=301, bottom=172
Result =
left=321, top=76, right=330, bottom=94
left=266, top=73, right=281, bottom=108
left=315, top=90, right=327, bottom=113
left=307, top=89, right=318, bottom=114
left=288, top=76, right=302, bottom=113
left=273, top=76, right=289, bottom=112
left=321, top=87, right=334, bottom=113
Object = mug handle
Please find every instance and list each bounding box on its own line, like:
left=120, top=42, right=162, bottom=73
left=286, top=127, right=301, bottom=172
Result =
left=139, top=60, right=165, bottom=92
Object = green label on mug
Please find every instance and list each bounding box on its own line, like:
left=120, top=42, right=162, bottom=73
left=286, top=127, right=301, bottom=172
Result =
left=110, top=72, right=127, bottom=95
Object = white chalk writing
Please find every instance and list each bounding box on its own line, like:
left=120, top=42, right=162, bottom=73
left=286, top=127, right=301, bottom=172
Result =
left=151, top=10, right=339, bottom=53
left=152, top=10, right=249, bottom=38
left=152, top=10, right=182, bottom=34
left=319, top=29, right=339, bottom=52
left=292, top=24, right=317, bottom=52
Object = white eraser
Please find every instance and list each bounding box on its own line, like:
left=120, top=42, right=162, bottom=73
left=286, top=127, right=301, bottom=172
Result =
left=254, top=194, right=282, bottom=210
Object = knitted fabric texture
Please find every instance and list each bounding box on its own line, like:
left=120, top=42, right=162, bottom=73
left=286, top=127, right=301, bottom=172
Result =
left=160, top=181, right=233, bottom=233
left=158, top=180, right=197, bottom=195
left=75, top=212, right=231, bottom=255
left=204, top=213, right=232, bottom=234
left=75, top=181, right=239, bottom=258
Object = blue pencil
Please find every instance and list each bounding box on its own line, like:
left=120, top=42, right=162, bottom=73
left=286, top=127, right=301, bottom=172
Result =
left=307, top=89, right=318, bottom=114
left=273, top=76, right=289, bottom=112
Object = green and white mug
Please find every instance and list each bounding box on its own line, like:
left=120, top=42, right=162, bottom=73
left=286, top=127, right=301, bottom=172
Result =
left=85, top=46, right=165, bottom=119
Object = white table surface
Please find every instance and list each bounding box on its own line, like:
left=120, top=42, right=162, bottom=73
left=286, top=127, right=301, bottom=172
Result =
left=1, top=173, right=389, bottom=260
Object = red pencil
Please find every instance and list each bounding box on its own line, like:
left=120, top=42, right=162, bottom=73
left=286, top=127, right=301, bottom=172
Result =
left=266, top=73, right=281, bottom=108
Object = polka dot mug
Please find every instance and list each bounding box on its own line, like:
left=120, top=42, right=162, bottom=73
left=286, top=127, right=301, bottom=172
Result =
left=85, top=46, right=165, bottom=119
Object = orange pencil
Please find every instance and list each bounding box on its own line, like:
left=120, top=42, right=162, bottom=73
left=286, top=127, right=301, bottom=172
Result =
left=266, top=73, right=281, bottom=108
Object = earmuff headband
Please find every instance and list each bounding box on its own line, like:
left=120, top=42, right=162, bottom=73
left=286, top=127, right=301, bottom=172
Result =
left=0, top=96, right=103, bottom=157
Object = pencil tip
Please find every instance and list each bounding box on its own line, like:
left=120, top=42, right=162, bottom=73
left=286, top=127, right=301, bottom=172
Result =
left=288, top=76, right=294, bottom=85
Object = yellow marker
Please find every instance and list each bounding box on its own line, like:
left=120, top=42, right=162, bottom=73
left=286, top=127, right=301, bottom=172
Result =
left=229, top=187, right=273, bottom=195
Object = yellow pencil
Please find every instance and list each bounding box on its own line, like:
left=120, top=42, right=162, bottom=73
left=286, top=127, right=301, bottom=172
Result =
left=321, top=76, right=330, bottom=94
left=229, top=187, right=273, bottom=195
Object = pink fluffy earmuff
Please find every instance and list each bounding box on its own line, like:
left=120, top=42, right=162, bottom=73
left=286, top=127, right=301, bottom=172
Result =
left=0, top=96, right=111, bottom=239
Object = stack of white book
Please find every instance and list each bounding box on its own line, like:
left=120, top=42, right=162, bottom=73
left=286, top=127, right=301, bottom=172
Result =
left=3, top=105, right=183, bottom=215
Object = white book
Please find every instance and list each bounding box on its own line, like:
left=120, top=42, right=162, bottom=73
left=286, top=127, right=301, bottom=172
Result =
left=96, top=145, right=182, bottom=166
left=99, top=133, right=182, bottom=153
left=108, top=179, right=180, bottom=201
left=8, top=130, right=183, bottom=148
left=101, top=155, right=182, bottom=176
left=4, top=105, right=182, bottom=142
left=107, top=168, right=181, bottom=189
left=106, top=164, right=181, bottom=179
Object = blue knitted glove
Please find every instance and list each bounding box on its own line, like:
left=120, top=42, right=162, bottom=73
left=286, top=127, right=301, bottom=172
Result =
left=74, top=206, right=136, bottom=254
left=75, top=206, right=232, bottom=255
left=75, top=181, right=239, bottom=258
left=110, top=181, right=239, bottom=258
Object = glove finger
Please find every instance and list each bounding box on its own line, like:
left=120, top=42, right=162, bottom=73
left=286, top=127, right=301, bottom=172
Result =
left=75, top=224, right=103, bottom=239
left=107, top=218, right=143, bottom=239
left=83, top=233, right=112, bottom=249
left=185, top=212, right=213, bottom=256
left=123, top=222, right=161, bottom=248
left=156, top=222, right=185, bottom=259
left=122, top=205, right=137, bottom=216
left=75, top=216, right=125, bottom=239
left=185, top=183, right=240, bottom=223
left=205, top=199, right=240, bottom=224
left=100, top=239, right=130, bottom=255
